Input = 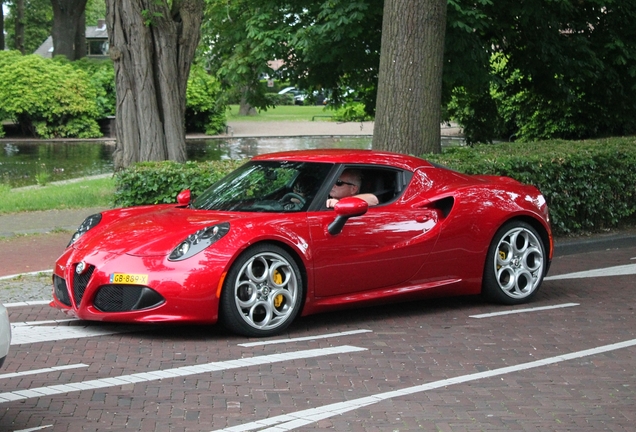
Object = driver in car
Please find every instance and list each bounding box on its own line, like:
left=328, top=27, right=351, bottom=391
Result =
left=326, top=169, right=379, bottom=208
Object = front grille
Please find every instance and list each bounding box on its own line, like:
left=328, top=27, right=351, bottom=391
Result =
left=53, top=275, right=71, bottom=306
left=93, top=285, right=164, bottom=312
left=73, top=264, right=95, bottom=306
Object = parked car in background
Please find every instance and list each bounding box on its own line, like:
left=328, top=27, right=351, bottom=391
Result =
left=277, top=86, right=301, bottom=96
left=0, top=303, right=10, bottom=368
left=276, top=86, right=327, bottom=105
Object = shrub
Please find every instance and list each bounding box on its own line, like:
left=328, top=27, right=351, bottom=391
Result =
left=331, top=102, right=373, bottom=122
left=186, top=65, right=227, bottom=135
left=113, top=159, right=246, bottom=207
left=0, top=51, right=101, bottom=139
left=69, top=57, right=116, bottom=118
left=426, top=137, right=636, bottom=235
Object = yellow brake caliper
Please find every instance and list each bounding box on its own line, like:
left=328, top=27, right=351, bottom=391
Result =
left=498, top=250, right=507, bottom=269
left=273, top=270, right=284, bottom=309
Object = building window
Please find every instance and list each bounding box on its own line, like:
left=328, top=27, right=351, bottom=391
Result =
left=87, top=40, right=109, bottom=56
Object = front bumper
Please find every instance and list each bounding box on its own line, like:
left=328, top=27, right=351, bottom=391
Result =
left=51, top=246, right=227, bottom=324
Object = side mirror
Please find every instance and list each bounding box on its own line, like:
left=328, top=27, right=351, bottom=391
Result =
left=177, top=189, right=191, bottom=206
left=328, top=197, right=368, bottom=235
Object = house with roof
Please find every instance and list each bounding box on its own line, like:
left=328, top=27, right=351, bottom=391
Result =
left=34, top=19, right=109, bottom=58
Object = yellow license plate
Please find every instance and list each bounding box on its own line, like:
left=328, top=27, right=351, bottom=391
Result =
left=109, top=273, right=149, bottom=285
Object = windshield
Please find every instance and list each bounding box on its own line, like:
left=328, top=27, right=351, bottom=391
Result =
left=192, top=161, right=333, bottom=212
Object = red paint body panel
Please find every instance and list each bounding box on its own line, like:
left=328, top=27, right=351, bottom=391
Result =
left=51, top=150, right=553, bottom=327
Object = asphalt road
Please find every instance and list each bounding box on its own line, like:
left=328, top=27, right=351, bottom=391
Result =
left=1, top=241, right=635, bottom=431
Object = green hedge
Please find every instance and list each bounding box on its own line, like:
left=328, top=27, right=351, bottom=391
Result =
left=113, top=160, right=245, bottom=207
left=113, top=137, right=636, bottom=236
left=426, top=137, right=636, bottom=235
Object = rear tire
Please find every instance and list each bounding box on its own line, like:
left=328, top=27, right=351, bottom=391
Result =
left=482, top=221, right=546, bottom=305
left=219, top=244, right=304, bottom=337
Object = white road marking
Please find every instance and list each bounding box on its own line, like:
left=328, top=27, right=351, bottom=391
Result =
left=0, top=364, right=88, bottom=380
left=13, top=426, right=53, bottom=432
left=0, top=345, right=366, bottom=404
left=11, top=319, right=78, bottom=327
left=469, top=303, right=579, bottom=319
left=4, top=300, right=51, bottom=308
left=545, top=263, right=636, bottom=280
left=211, top=338, right=636, bottom=432
left=238, top=329, right=373, bottom=347
left=10, top=321, right=146, bottom=345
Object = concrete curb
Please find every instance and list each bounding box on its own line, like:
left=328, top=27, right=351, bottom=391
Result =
left=554, top=230, right=636, bottom=256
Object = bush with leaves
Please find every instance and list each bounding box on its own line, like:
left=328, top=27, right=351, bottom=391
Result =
left=330, top=102, right=373, bottom=122
left=446, top=87, right=504, bottom=145
left=186, top=65, right=227, bottom=135
left=113, top=159, right=246, bottom=207
left=69, top=58, right=116, bottom=119
left=0, top=51, right=101, bottom=138
left=426, top=137, right=636, bottom=235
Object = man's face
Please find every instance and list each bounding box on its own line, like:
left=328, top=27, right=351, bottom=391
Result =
left=330, top=173, right=359, bottom=199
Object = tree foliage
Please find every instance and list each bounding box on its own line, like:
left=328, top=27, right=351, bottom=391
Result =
left=201, top=0, right=284, bottom=113
left=450, top=0, right=636, bottom=143
left=3, top=0, right=53, bottom=53
left=202, top=0, right=384, bottom=113
left=201, top=0, right=636, bottom=146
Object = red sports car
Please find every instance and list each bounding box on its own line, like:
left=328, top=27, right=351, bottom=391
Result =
left=52, top=150, right=553, bottom=337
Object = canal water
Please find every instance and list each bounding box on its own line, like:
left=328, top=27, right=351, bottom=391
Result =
left=1, top=136, right=372, bottom=188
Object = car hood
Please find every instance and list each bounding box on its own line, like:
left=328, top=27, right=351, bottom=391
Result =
left=73, top=206, right=241, bottom=257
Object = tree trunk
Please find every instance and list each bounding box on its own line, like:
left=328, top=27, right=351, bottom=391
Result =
left=51, top=0, right=88, bottom=60
left=372, top=0, right=447, bottom=155
left=238, top=88, right=258, bottom=116
left=74, top=11, right=86, bottom=58
left=15, top=0, right=25, bottom=54
left=0, top=4, right=4, bottom=52
left=106, top=0, right=204, bottom=170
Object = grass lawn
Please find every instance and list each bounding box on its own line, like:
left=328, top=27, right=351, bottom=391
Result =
left=0, top=177, right=115, bottom=214
left=226, top=104, right=334, bottom=122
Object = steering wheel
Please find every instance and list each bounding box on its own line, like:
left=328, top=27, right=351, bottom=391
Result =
left=280, top=192, right=306, bottom=210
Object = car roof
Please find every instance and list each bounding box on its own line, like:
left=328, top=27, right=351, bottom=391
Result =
left=252, top=149, right=434, bottom=171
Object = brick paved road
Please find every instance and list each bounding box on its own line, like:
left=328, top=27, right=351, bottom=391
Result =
left=1, top=245, right=635, bottom=431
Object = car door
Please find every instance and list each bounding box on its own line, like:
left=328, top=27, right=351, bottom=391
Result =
left=307, top=203, right=442, bottom=298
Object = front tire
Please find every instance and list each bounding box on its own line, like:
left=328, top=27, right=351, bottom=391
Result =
left=219, top=244, right=304, bottom=337
left=482, top=221, right=546, bottom=305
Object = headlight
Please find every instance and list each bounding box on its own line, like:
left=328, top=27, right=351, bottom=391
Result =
left=68, top=213, right=102, bottom=246
left=169, top=222, right=230, bottom=261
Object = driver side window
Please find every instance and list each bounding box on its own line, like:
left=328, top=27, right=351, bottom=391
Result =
left=355, top=167, right=407, bottom=204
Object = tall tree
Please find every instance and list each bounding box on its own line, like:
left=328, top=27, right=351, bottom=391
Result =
left=50, top=0, right=88, bottom=59
left=15, top=0, right=25, bottom=53
left=202, top=0, right=290, bottom=115
left=1, top=1, right=5, bottom=50
left=106, top=0, right=204, bottom=170
left=372, top=0, right=447, bottom=154
left=4, top=0, right=53, bottom=54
